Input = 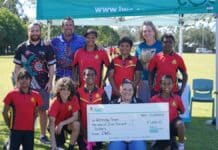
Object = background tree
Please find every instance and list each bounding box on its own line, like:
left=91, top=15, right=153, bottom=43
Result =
left=0, top=8, right=26, bottom=55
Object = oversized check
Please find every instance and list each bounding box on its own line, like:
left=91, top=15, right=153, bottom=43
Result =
left=87, top=103, right=169, bottom=142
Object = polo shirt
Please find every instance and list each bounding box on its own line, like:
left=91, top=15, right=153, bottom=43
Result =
left=14, top=40, right=56, bottom=89
left=51, top=33, right=85, bottom=78
left=135, top=40, right=162, bottom=80
left=77, top=87, right=109, bottom=130
left=3, top=88, right=43, bottom=131
left=150, top=94, right=185, bottom=123
left=108, top=55, right=142, bottom=95
left=148, top=52, right=187, bottom=92
left=73, top=48, right=110, bottom=87
left=48, top=96, right=80, bottom=126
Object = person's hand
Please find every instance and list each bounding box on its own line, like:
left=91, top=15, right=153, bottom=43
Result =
left=55, top=122, right=63, bottom=135
left=45, top=82, right=52, bottom=92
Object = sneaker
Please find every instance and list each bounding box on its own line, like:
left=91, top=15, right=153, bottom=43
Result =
left=178, top=142, right=184, bottom=150
left=56, top=147, right=64, bottom=150
left=40, top=135, right=50, bottom=145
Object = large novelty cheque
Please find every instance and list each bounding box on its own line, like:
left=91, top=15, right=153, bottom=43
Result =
left=87, top=103, right=169, bottom=142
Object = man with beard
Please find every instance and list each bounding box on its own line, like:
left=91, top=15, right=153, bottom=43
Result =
left=13, top=22, right=56, bottom=144
left=51, top=17, right=85, bottom=81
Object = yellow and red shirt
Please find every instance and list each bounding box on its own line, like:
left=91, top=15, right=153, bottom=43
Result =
left=148, top=52, right=187, bottom=92
left=3, top=88, right=43, bottom=131
left=150, top=94, right=185, bottom=122
left=73, top=48, right=110, bottom=87
left=48, top=96, right=80, bottom=126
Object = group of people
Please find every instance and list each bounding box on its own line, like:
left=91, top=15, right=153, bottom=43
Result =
left=2, top=16, right=188, bottom=150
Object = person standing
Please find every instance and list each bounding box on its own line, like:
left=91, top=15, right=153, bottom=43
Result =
left=51, top=17, right=86, bottom=80
left=73, top=29, right=110, bottom=88
left=135, top=21, right=162, bottom=102
left=13, top=22, right=56, bottom=144
left=148, top=33, right=188, bottom=96
left=2, top=69, right=43, bottom=150
left=108, top=37, right=142, bottom=103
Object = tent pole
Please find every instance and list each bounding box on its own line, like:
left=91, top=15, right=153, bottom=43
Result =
left=47, top=20, right=52, bottom=40
left=178, top=14, right=184, bottom=55
left=215, top=13, right=218, bottom=130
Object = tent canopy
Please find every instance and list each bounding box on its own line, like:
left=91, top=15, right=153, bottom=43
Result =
left=37, top=0, right=218, bottom=20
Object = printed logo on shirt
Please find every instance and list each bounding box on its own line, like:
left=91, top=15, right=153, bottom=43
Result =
left=171, top=101, right=177, bottom=107
left=172, top=59, right=177, bottom=65
left=68, top=105, right=72, bottom=111
left=95, top=55, right=99, bottom=59
left=95, top=93, right=100, bottom=98
left=31, top=97, right=35, bottom=103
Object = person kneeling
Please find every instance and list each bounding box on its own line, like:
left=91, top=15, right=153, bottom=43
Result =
left=150, top=75, right=185, bottom=150
left=49, top=77, right=80, bottom=150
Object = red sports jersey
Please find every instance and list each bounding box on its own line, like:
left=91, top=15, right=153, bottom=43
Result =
left=148, top=52, right=187, bottom=92
left=150, top=94, right=185, bottom=122
left=3, top=89, right=43, bottom=131
left=77, top=87, right=106, bottom=130
left=73, top=48, right=109, bottom=87
left=48, top=96, right=80, bottom=126
left=109, top=55, right=142, bottom=95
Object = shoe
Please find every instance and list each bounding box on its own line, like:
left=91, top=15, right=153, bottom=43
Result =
left=40, top=135, right=50, bottom=145
left=177, top=143, right=184, bottom=150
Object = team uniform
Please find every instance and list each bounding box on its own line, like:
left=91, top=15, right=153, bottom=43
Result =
left=73, top=48, right=110, bottom=87
left=3, top=89, right=43, bottom=150
left=148, top=51, right=187, bottom=93
left=48, top=96, right=80, bottom=147
left=51, top=33, right=85, bottom=79
left=108, top=55, right=142, bottom=100
left=13, top=40, right=56, bottom=110
left=77, top=87, right=109, bottom=150
left=150, top=94, right=185, bottom=148
left=135, top=40, right=162, bottom=102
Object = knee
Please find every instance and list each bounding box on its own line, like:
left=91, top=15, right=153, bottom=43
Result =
left=71, top=121, right=80, bottom=131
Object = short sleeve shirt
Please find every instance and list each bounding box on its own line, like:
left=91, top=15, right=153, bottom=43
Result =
left=3, top=89, right=43, bottom=130
left=51, top=33, right=85, bottom=78
left=73, top=48, right=110, bottom=87
left=14, top=40, right=56, bottom=89
left=48, top=96, right=80, bottom=126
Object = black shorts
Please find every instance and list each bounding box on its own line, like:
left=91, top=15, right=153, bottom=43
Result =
left=55, top=125, right=72, bottom=147
left=10, top=130, right=34, bottom=150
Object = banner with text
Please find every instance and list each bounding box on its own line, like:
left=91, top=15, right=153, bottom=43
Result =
left=87, top=103, right=169, bottom=142
left=37, top=0, right=218, bottom=20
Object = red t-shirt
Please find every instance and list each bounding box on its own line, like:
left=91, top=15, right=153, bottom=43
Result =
left=77, top=87, right=105, bottom=130
left=109, top=55, right=142, bottom=95
left=48, top=96, right=80, bottom=126
left=73, top=48, right=110, bottom=87
left=150, top=94, right=185, bottom=122
left=3, top=89, right=43, bottom=131
left=148, top=52, right=187, bottom=92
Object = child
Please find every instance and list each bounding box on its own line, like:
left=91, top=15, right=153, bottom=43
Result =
left=108, top=37, right=142, bottom=102
left=2, top=68, right=43, bottom=150
left=73, top=29, right=110, bottom=88
left=77, top=67, right=109, bottom=150
left=48, top=77, right=80, bottom=150
left=150, top=75, right=185, bottom=150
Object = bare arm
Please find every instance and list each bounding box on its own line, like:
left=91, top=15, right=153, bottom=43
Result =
left=179, top=70, right=188, bottom=96
left=2, top=105, right=11, bottom=129
left=14, top=64, right=22, bottom=86
left=108, top=69, right=120, bottom=96
left=45, top=64, right=55, bottom=92
left=133, top=70, right=141, bottom=88
left=60, top=111, right=79, bottom=127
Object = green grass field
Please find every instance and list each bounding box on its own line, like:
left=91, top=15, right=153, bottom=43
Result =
left=0, top=54, right=217, bottom=150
